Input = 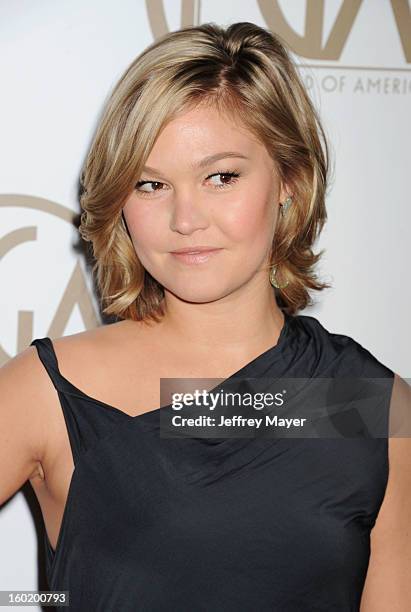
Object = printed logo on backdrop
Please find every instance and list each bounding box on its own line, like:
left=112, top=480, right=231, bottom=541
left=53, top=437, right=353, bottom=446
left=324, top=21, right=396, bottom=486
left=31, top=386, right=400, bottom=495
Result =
left=146, top=0, right=411, bottom=95
left=0, top=195, right=99, bottom=363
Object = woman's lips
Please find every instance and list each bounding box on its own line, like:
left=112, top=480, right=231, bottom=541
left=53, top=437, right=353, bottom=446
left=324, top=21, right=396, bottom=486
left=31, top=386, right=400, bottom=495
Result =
left=170, top=248, right=223, bottom=265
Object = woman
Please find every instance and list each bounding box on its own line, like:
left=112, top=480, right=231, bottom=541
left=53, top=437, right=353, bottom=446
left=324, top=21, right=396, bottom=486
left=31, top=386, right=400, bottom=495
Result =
left=1, top=21, right=410, bottom=611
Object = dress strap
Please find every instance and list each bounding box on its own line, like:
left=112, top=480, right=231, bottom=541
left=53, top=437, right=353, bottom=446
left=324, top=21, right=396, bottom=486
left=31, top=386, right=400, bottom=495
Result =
left=30, top=336, right=128, bottom=466
left=30, top=337, right=65, bottom=393
left=30, top=337, right=84, bottom=465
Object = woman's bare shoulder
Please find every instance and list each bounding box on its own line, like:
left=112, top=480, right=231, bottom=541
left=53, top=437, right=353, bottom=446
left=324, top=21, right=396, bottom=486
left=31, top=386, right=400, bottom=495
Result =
left=42, top=320, right=165, bottom=405
left=49, top=319, right=157, bottom=366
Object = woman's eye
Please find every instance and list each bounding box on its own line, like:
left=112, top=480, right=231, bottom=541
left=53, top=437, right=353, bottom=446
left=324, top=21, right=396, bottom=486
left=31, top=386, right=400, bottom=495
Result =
left=207, top=171, right=240, bottom=189
left=134, top=180, right=165, bottom=195
left=134, top=170, right=241, bottom=197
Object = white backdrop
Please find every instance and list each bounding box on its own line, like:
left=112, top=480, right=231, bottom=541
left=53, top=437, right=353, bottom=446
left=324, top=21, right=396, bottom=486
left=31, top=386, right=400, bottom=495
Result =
left=1, top=0, right=410, bottom=607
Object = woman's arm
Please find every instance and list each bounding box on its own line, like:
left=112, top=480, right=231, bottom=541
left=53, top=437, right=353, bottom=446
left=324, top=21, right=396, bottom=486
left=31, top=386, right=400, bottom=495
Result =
left=360, top=373, right=411, bottom=611
left=0, top=347, right=49, bottom=505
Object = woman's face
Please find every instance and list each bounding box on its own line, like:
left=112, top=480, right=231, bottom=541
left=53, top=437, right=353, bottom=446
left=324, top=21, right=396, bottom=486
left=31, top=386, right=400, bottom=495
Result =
left=122, top=105, right=288, bottom=303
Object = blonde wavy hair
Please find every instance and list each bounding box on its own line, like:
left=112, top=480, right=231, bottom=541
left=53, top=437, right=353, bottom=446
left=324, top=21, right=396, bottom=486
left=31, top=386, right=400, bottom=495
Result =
left=79, top=21, right=331, bottom=323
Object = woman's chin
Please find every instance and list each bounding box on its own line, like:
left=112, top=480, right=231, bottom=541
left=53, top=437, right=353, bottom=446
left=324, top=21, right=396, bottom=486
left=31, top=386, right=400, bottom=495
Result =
left=165, top=285, right=231, bottom=305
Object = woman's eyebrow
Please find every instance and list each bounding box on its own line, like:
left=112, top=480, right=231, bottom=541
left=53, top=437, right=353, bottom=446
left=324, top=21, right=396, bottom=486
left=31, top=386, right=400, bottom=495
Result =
left=142, top=151, right=249, bottom=175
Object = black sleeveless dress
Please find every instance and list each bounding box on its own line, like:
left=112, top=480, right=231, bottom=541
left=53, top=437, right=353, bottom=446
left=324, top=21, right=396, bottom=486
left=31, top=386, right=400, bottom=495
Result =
left=30, top=313, right=394, bottom=611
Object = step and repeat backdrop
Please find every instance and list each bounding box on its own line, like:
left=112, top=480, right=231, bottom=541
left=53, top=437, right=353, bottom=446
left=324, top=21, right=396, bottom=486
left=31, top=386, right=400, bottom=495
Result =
left=1, top=0, right=410, bottom=606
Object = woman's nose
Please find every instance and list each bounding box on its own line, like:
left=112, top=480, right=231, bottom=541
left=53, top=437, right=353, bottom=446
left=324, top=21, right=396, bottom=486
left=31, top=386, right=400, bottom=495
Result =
left=169, top=192, right=210, bottom=234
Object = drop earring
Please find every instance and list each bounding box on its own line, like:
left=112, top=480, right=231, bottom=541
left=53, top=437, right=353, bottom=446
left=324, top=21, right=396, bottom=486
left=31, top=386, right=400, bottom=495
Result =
left=269, top=265, right=289, bottom=289
left=280, top=195, right=293, bottom=217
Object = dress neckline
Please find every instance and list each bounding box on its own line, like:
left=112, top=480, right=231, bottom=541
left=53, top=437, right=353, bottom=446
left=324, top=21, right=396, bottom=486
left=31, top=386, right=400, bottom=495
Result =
left=47, top=311, right=295, bottom=421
